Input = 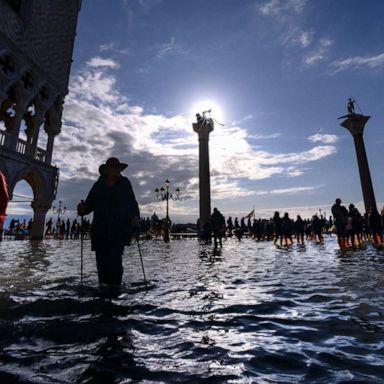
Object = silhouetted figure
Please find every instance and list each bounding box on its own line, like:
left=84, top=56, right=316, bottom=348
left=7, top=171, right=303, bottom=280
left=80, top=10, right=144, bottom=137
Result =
left=282, top=212, right=293, bottom=245
left=295, top=215, right=305, bottom=244
left=368, top=207, right=383, bottom=245
left=201, top=221, right=212, bottom=244
left=211, top=208, right=225, bottom=248
left=311, top=215, right=323, bottom=243
left=273, top=211, right=283, bottom=245
left=46, top=218, right=53, bottom=236
left=347, top=204, right=363, bottom=247
left=347, top=98, right=355, bottom=115
left=233, top=227, right=244, bottom=241
left=227, top=217, right=233, bottom=236
left=65, top=218, right=70, bottom=239
left=78, top=158, right=140, bottom=287
left=331, top=198, right=348, bottom=248
left=240, top=217, right=246, bottom=231
left=252, top=219, right=258, bottom=239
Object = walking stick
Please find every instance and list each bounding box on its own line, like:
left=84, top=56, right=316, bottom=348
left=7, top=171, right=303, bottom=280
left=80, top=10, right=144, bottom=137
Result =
left=79, top=199, right=85, bottom=288
left=80, top=214, right=84, bottom=288
left=136, top=234, right=148, bottom=292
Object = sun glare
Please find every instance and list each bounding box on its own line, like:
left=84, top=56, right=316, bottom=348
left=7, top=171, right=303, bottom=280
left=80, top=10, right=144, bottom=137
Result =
left=191, top=99, right=224, bottom=124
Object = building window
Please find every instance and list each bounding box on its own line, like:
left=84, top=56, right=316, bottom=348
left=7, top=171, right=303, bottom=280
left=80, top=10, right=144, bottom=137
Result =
left=5, top=0, right=22, bottom=14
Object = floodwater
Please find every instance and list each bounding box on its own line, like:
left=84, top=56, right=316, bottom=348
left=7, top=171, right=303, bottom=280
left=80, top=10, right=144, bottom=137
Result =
left=0, top=237, right=384, bottom=384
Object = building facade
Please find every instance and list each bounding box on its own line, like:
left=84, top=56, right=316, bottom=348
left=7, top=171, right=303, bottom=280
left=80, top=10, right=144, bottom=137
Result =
left=0, top=0, right=81, bottom=239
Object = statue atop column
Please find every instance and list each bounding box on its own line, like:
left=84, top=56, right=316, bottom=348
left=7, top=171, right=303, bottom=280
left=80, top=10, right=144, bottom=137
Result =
left=338, top=98, right=376, bottom=213
left=194, top=110, right=214, bottom=138
left=347, top=98, right=355, bottom=115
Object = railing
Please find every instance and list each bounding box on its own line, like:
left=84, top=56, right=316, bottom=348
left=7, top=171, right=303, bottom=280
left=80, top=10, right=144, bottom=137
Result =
left=0, top=130, right=5, bottom=146
left=3, top=137, right=48, bottom=165
left=35, top=147, right=47, bottom=163
left=16, top=138, right=27, bottom=155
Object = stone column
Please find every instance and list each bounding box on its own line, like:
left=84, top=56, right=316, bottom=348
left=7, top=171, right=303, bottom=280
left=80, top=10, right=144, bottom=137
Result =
left=340, top=114, right=377, bottom=212
left=27, top=117, right=44, bottom=159
left=193, top=118, right=214, bottom=226
left=45, top=133, right=55, bottom=165
left=4, top=107, right=24, bottom=150
left=30, top=200, right=51, bottom=240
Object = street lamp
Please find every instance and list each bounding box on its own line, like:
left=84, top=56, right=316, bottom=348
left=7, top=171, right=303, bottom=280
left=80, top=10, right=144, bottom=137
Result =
left=52, top=200, right=67, bottom=223
left=155, top=179, right=180, bottom=242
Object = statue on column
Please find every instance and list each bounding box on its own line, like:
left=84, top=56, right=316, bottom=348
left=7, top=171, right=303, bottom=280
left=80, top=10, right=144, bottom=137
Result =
left=196, top=109, right=213, bottom=127
left=347, top=98, right=355, bottom=115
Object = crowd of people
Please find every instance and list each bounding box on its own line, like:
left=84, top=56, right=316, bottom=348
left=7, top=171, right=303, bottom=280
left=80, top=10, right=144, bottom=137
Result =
left=331, top=199, right=383, bottom=248
left=197, top=208, right=333, bottom=247
left=197, top=199, right=384, bottom=249
left=3, top=217, right=92, bottom=239
left=4, top=199, right=384, bottom=250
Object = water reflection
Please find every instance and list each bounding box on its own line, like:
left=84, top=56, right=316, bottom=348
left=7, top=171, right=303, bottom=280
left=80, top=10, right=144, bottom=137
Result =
left=0, top=237, right=384, bottom=383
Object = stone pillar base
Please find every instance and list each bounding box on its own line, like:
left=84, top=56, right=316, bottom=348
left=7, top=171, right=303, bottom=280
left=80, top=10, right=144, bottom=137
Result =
left=31, top=200, right=51, bottom=240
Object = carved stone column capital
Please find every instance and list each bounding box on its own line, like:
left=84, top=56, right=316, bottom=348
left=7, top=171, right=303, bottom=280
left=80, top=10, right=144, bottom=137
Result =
left=31, top=200, right=52, bottom=212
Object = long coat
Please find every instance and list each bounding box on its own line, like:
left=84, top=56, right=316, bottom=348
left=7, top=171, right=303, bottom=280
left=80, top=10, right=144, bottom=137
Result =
left=84, top=176, right=140, bottom=248
left=0, top=172, right=8, bottom=231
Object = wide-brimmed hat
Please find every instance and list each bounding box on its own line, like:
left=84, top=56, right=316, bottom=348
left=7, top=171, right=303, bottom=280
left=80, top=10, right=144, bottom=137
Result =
left=99, top=157, right=128, bottom=174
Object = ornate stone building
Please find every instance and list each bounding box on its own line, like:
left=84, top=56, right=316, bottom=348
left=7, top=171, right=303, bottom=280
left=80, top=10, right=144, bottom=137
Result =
left=0, top=0, right=81, bottom=239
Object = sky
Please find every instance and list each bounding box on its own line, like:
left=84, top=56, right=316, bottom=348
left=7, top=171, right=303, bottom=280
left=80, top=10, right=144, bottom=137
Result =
left=7, top=0, right=384, bottom=223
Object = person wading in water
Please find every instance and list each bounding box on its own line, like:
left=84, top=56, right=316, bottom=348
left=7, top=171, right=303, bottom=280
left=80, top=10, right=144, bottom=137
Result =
left=331, top=198, right=348, bottom=249
left=77, top=157, right=140, bottom=288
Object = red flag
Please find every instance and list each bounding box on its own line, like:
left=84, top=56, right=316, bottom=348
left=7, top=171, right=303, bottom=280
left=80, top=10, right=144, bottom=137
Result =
left=0, top=171, right=9, bottom=230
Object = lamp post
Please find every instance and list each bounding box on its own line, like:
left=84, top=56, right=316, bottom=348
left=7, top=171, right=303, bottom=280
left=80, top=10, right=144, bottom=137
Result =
left=155, top=179, right=180, bottom=242
left=52, top=200, right=66, bottom=223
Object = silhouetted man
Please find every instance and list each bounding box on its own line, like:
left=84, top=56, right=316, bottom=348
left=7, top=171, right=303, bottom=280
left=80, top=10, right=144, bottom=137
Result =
left=78, top=157, right=140, bottom=287
left=211, top=208, right=225, bottom=248
left=331, top=198, right=348, bottom=248
left=368, top=207, right=383, bottom=245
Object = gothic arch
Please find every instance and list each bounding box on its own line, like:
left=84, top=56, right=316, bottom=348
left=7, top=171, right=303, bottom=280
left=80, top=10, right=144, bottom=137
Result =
left=9, top=166, right=50, bottom=201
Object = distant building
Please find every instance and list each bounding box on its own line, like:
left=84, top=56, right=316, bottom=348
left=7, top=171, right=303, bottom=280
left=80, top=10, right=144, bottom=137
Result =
left=0, top=0, right=81, bottom=239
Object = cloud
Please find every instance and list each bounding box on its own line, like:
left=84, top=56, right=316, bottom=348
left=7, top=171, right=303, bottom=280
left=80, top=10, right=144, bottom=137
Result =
left=258, top=0, right=307, bottom=17
left=332, top=52, right=384, bottom=72
left=304, top=38, right=332, bottom=66
left=156, top=37, right=188, bottom=59
left=86, top=56, right=120, bottom=69
left=248, top=132, right=281, bottom=140
left=99, top=43, right=128, bottom=55
left=257, top=1, right=332, bottom=69
left=270, top=186, right=317, bottom=194
left=308, top=133, right=338, bottom=144
left=255, top=186, right=318, bottom=195
left=298, top=31, right=313, bottom=48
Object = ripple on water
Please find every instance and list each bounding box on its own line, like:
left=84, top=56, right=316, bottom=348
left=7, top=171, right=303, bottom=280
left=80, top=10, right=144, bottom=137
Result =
left=0, top=237, right=384, bottom=383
